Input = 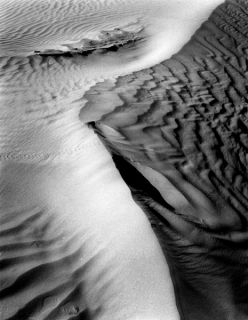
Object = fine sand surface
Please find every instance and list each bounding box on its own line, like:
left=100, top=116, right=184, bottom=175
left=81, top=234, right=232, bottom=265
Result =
left=0, top=0, right=223, bottom=319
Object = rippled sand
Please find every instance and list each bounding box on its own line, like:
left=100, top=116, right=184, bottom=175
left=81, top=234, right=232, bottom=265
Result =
left=0, top=1, right=181, bottom=319
left=0, top=0, right=223, bottom=319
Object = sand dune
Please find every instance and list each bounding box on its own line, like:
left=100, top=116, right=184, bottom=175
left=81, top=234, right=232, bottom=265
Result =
left=0, top=149, right=177, bottom=319
left=0, top=0, right=224, bottom=319
left=0, top=1, right=181, bottom=318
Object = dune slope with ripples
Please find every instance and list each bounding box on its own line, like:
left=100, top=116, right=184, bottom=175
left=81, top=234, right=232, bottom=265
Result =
left=0, top=0, right=224, bottom=319
left=0, top=0, right=184, bottom=319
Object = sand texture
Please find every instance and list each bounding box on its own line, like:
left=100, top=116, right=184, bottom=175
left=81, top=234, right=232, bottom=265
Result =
left=0, top=0, right=230, bottom=319
left=83, top=1, right=248, bottom=319
left=0, top=0, right=187, bottom=319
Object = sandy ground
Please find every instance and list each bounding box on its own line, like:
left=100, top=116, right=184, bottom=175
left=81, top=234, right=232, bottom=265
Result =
left=0, top=0, right=224, bottom=319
